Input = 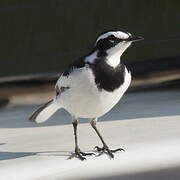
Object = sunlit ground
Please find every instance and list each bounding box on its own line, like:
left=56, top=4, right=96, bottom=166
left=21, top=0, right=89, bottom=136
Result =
left=0, top=88, right=180, bottom=179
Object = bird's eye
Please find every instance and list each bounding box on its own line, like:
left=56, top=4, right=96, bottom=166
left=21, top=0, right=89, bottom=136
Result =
left=109, top=39, right=115, bottom=43
left=109, top=37, right=116, bottom=43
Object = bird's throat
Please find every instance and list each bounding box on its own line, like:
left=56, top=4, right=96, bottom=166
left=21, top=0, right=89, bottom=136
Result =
left=106, top=52, right=121, bottom=68
left=85, top=49, right=121, bottom=68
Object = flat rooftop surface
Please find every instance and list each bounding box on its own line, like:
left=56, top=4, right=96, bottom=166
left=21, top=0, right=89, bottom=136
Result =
left=0, top=89, right=180, bottom=180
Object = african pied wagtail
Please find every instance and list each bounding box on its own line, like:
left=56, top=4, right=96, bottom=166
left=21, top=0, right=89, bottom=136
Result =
left=29, top=30, right=143, bottom=160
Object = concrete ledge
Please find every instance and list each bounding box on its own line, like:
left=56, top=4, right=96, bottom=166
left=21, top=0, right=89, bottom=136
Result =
left=0, top=89, right=180, bottom=179
left=0, top=115, right=180, bottom=180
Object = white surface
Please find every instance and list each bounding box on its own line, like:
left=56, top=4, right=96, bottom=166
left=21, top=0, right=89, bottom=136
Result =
left=0, top=89, right=180, bottom=180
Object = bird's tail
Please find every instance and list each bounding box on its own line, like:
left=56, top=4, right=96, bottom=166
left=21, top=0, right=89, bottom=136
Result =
left=29, top=99, right=60, bottom=123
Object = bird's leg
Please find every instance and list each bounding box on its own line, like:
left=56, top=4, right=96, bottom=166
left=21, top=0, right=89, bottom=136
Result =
left=72, top=118, right=94, bottom=160
left=90, top=118, right=124, bottom=158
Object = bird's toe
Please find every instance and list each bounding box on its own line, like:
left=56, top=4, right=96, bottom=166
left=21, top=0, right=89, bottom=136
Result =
left=94, top=145, right=124, bottom=158
left=75, top=151, right=86, bottom=161
left=80, top=151, right=95, bottom=156
left=111, top=148, right=125, bottom=153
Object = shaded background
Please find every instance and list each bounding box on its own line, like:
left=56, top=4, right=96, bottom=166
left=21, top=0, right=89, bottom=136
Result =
left=0, top=0, right=180, bottom=77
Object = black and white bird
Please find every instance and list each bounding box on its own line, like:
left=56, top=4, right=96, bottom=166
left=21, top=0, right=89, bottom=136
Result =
left=29, top=30, right=143, bottom=160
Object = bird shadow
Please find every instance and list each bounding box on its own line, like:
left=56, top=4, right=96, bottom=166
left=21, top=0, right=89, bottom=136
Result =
left=0, top=150, right=111, bottom=161
left=0, top=150, right=71, bottom=161
left=31, top=150, right=101, bottom=160
left=0, top=151, right=36, bottom=161
left=0, top=143, right=6, bottom=146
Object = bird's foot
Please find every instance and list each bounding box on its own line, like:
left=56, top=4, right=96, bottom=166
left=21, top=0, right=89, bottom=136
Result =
left=94, top=145, right=125, bottom=158
left=68, top=148, right=95, bottom=161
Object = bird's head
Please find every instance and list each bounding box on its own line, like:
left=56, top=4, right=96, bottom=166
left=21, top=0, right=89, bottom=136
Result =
left=94, top=30, right=143, bottom=57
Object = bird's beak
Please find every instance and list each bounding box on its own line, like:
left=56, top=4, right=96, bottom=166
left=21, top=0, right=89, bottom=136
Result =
left=126, top=36, right=144, bottom=42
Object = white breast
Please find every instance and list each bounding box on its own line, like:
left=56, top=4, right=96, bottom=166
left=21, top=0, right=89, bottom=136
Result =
left=55, top=66, right=131, bottom=118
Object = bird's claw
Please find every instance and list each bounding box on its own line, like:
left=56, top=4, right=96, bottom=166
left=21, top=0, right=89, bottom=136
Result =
left=69, top=149, right=95, bottom=161
left=94, top=146, right=125, bottom=158
left=75, top=151, right=86, bottom=161
left=79, top=151, right=95, bottom=156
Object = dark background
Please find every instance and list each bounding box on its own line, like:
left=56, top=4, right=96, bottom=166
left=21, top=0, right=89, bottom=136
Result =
left=0, top=0, right=179, bottom=77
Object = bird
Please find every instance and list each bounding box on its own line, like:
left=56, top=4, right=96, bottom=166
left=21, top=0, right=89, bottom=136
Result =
left=29, top=30, right=143, bottom=160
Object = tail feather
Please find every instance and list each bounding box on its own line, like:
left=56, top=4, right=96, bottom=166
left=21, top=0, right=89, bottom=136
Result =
left=29, top=100, right=60, bottom=123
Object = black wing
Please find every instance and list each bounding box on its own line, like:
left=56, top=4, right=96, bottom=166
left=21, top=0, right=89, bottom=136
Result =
left=62, top=56, right=86, bottom=76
